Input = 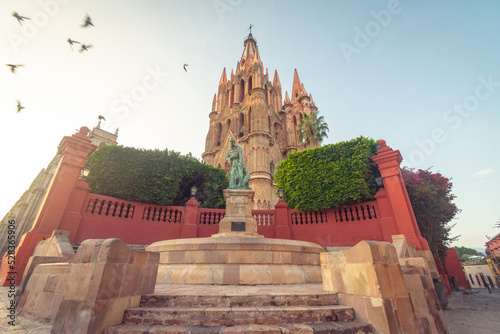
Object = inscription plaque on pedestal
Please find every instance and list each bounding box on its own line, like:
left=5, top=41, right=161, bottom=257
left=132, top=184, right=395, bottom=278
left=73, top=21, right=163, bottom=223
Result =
left=231, top=222, right=246, bottom=232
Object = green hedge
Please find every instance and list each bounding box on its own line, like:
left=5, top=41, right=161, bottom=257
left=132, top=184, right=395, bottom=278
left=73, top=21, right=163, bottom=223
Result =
left=85, top=145, right=228, bottom=208
left=274, top=136, right=379, bottom=210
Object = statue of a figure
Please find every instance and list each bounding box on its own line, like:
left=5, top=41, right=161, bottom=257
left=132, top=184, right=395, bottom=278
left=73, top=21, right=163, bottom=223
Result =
left=226, top=138, right=250, bottom=189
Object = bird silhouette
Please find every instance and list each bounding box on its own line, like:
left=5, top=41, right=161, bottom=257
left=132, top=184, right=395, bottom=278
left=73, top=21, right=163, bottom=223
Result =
left=16, top=100, right=25, bottom=113
left=183, top=64, right=189, bottom=72
left=81, top=13, right=94, bottom=27
left=6, top=64, right=24, bottom=73
left=98, top=115, right=106, bottom=121
left=12, top=12, right=30, bottom=26
left=79, top=44, right=93, bottom=53
left=67, top=38, right=81, bottom=50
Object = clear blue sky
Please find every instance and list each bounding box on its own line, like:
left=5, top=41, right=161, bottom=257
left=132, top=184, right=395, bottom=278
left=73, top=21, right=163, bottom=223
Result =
left=1, top=0, right=499, bottom=250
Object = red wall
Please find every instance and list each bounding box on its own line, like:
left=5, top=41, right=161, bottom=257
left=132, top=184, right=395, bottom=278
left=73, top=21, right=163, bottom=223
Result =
left=68, top=193, right=385, bottom=249
left=445, top=248, right=470, bottom=289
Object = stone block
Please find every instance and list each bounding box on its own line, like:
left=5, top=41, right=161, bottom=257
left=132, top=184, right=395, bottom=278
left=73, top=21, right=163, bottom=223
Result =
left=222, top=264, right=240, bottom=284
left=74, top=239, right=103, bottom=263
left=120, top=264, right=142, bottom=297
left=250, top=250, right=273, bottom=264
left=64, top=263, right=100, bottom=301
left=43, top=274, right=59, bottom=293
left=97, top=239, right=132, bottom=263
left=273, top=251, right=292, bottom=264
left=240, top=265, right=258, bottom=285
left=377, top=263, right=408, bottom=298
left=206, top=250, right=228, bottom=263
left=167, top=251, right=186, bottom=263
left=392, top=296, right=419, bottom=333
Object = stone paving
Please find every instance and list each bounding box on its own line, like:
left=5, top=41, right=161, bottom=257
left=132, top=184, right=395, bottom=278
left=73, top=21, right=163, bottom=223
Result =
left=1, top=284, right=499, bottom=333
left=443, top=288, right=500, bottom=334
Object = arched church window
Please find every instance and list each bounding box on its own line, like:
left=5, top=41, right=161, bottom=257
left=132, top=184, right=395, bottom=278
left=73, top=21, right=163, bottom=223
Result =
left=248, top=76, right=253, bottom=94
left=239, top=113, right=245, bottom=137
left=230, top=85, right=235, bottom=105
left=248, top=108, right=252, bottom=133
left=214, top=122, right=222, bottom=147
left=240, top=80, right=244, bottom=102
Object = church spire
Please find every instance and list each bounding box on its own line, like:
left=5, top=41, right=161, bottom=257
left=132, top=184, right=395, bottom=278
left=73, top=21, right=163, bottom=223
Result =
left=219, top=68, right=227, bottom=86
left=241, top=31, right=258, bottom=62
left=273, top=70, right=281, bottom=87
left=292, top=69, right=302, bottom=101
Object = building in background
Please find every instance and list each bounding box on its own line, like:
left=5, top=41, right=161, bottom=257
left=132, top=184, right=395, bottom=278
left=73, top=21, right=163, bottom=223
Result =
left=464, top=262, right=499, bottom=290
left=202, top=32, right=323, bottom=209
left=0, top=120, right=117, bottom=257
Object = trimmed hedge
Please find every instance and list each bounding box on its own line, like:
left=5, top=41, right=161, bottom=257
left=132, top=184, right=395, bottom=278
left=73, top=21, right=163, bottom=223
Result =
left=274, top=136, right=379, bottom=210
left=85, top=145, right=228, bottom=208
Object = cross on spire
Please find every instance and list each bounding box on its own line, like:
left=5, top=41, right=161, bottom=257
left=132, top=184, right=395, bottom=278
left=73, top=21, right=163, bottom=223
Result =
left=248, top=24, right=254, bottom=34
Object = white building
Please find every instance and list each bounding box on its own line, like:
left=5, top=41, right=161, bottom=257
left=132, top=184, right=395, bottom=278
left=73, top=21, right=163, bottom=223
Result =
left=464, top=263, right=499, bottom=289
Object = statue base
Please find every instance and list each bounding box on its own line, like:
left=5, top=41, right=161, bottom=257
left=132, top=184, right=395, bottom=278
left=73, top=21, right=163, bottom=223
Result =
left=212, top=189, right=262, bottom=238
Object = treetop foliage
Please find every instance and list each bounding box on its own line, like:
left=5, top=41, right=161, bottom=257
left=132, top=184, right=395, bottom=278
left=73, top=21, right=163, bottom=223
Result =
left=454, top=246, right=485, bottom=260
left=402, top=167, right=460, bottom=264
left=85, top=145, right=228, bottom=208
left=297, top=111, right=329, bottom=146
left=274, top=136, right=379, bottom=211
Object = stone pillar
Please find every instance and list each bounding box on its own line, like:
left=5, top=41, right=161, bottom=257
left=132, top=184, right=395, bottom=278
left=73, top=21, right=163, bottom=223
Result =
left=180, top=197, right=200, bottom=238
left=214, top=189, right=262, bottom=238
left=321, top=241, right=420, bottom=333
left=0, top=127, right=96, bottom=286
left=51, top=238, right=159, bottom=334
left=374, top=188, right=399, bottom=242
left=371, top=140, right=430, bottom=250
left=274, top=199, right=291, bottom=239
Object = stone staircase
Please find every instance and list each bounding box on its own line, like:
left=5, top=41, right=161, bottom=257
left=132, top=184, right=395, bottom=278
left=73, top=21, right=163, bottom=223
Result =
left=105, top=284, right=374, bottom=333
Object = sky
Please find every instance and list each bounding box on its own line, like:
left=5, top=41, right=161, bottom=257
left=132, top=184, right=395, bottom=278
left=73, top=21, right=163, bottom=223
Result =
left=1, top=0, right=499, bottom=250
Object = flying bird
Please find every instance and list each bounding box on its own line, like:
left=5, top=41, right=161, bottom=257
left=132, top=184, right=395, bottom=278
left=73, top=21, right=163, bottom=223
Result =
left=81, top=13, right=94, bottom=27
left=12, top=12, right=30, bottom=26
left=16, top=100, right=25, bottom=113
left=79, top=44, right=93, bottom=53
left=183, top=64, right=189, bottom=72
left=67, top=38, right=81, bottom=50
left=98, top=115, right=106, bottom=121
left=6, top=64, right=24, bottom=73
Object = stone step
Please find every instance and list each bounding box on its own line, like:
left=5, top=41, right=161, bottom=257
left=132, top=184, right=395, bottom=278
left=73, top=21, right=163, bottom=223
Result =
left=140, top=292, right=339, bottom=308
left=123, top=305, right=356, bottom=327
left=105, top=321, right=374, bottom=334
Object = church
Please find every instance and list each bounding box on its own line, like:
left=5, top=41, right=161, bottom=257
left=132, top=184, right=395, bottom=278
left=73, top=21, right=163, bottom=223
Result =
left=202, top=31, right=321, bottom=209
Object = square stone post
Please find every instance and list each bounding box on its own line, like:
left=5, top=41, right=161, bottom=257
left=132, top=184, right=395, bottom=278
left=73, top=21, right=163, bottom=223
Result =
left=274, top=199, right=291, bottom=239
left=180, top=197, right=200, bottom=238
left=371, top=140, right=429, bottom=250
left=1, top=127, right=96, bottom=286
left=51, top=238, right=159, bottom=334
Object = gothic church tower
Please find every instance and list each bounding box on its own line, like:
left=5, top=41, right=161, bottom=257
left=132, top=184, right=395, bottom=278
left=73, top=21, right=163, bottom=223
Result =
left=202, top=32, right=319, bottom=209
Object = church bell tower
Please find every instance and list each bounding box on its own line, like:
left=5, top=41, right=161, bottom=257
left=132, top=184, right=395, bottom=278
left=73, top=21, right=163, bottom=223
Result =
left=202, top=30, right=320, bottom=209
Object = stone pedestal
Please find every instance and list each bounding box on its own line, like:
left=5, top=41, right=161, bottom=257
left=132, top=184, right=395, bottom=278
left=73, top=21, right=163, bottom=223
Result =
left=213, top=189, right=262, bottom=238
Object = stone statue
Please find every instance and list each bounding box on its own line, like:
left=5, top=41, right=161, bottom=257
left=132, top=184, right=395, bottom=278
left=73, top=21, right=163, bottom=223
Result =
left=226, top=138, right=250, bottom=189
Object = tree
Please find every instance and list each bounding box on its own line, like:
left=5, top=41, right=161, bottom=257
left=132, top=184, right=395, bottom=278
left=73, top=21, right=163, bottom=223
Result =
left=297, top=111, right=329, bottom=147
left=455, top=246, right=484, bottom=261
left=274, top=136, right=379, bottom=210
left=85, top=145, right=228, bottom=208
left=401, top=168, right=461, bottom=264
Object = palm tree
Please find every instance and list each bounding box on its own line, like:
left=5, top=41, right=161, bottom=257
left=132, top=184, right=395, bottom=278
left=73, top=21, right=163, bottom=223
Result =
left=297, top=111, right=329, bottom=147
